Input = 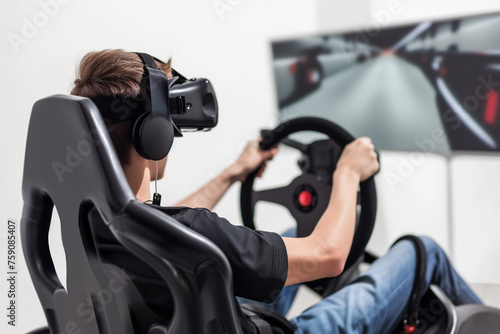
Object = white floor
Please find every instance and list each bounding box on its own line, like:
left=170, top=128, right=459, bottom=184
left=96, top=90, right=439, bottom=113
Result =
left=470, top=283, right=500, bottom=308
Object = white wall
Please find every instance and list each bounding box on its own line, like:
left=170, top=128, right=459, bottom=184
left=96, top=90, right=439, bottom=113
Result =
left=451, top=155, right=500, bottom=284
left=0, top=1, right=319, bottom=332
left=317, top=0, right=370, bottom=31
left=370, top=0, right=500, bottom=25
left=2, top=0, right=500, bottom=332
left=364, top=0, right=500, bottom=286
left=315, top=0, right=500, bottom=303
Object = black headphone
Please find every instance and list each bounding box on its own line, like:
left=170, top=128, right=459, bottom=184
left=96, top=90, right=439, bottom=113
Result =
left=132, top=52, right=176, bottom=161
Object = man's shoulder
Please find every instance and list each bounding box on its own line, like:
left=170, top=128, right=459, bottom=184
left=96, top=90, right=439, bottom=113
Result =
left=155, top=205, right=226, bottom=227
left=155, top=205, right=214, bottom=217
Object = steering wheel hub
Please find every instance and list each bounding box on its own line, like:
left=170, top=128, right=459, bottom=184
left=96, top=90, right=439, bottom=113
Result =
left=296, top=188, right=314, bottom=209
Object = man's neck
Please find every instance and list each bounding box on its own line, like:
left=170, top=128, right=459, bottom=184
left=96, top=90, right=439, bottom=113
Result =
left=124, top=163, right=152, bottom=202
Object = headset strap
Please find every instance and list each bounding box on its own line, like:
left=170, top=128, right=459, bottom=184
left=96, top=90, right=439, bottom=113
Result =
left=90, top=53, right=183, bottom=136
left=135, top=52, right=170, bottom=119
left=89, top=95, right=149, bottom=124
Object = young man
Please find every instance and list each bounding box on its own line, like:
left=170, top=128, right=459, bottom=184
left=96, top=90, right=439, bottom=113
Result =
left=72, top=49, right=482, bottom=334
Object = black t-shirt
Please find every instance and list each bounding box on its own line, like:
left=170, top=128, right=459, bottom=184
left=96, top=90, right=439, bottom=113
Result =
left=90, top=205, right=288, bottom=333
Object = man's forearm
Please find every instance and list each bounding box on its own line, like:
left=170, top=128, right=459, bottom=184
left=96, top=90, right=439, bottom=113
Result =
left=282, top=167, right=359, bottom=285
left=174, top=165, right=239, bottom=210
left=310, top=167, right=360, bottom=270
left=175, top=138, right=278, bottom=210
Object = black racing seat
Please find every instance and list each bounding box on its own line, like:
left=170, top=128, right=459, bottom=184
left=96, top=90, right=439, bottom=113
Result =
left=22, top=94, right=500, bottom=334
left=21, top=95, right=243, bottom=334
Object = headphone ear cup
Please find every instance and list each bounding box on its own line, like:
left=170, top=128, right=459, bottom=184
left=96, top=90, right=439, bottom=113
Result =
left=132, top=112, right=149, bottom=159
left=132, top=113, right=174, bottom=161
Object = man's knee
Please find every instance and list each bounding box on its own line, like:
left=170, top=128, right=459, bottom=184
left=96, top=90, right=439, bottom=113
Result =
left=418, top=236, right=444, bottom=258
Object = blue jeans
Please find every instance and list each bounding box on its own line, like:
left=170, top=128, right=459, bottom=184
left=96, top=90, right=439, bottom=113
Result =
left=238, top=229, right=482, bottom=334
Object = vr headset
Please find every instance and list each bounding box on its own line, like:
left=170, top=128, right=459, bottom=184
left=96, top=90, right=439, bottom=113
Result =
left=90, top=52, right=218, bottom=138
left=169, top=68, right=218, bottom=133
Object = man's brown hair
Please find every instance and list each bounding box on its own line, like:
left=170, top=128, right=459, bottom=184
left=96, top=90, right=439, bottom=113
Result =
left=71, top=49, right=172, bottom=165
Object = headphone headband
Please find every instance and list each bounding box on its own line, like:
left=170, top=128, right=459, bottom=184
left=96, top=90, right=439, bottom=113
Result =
left=89, top=95, right=149, bottom=124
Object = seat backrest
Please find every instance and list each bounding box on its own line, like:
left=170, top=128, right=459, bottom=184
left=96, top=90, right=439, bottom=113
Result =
left=21, top=95, right=242, bottom=334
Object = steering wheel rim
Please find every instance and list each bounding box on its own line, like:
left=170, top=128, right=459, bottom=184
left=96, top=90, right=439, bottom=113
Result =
left=240, top=117, right=377, bottom=271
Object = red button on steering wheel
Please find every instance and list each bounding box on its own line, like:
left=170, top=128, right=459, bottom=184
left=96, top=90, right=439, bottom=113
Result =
left=298, top=190, right=313, bottom=207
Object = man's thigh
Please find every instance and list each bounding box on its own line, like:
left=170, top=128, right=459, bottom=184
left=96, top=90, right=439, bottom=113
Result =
left=237, top=284, right=301, bottom=316
left=289, top=239, right=418, bottom=334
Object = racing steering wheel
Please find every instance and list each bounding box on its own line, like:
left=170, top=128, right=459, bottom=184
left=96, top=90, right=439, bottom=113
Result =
left=240, top=117, right=378, bottom=272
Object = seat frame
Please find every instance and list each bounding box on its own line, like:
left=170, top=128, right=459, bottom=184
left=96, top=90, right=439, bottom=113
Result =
left=22, top=94, right=500, bottom=334
left=21, top=95, right=242, bottom=334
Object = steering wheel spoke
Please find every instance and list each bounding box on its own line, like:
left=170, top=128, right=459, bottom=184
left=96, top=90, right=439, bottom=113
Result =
left=281, top=137, right=309, bottom=153
left=253, top=185, right=294, bottom=208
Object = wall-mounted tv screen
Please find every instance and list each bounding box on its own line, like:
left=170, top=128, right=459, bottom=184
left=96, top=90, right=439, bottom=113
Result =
left=272, top=12, right=500, bottom=152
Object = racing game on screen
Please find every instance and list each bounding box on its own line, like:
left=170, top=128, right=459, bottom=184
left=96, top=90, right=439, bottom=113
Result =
left=272, top=12, right=500, bottom=152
